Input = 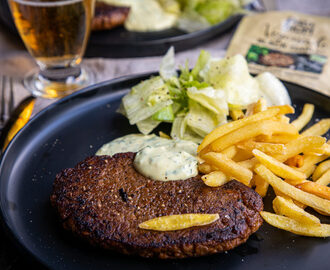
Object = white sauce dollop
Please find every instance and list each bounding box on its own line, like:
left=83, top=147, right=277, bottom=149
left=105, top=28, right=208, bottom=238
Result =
left=96, top=134, right=198, bottom=181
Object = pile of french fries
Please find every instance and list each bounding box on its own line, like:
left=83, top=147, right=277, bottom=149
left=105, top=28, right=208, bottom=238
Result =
left=197, top=99, right=330, bottom=237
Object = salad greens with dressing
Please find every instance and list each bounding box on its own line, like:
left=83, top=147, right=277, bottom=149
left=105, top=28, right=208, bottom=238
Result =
left=102, top=0, right=250, bottom=32
left=119, top=48, right=291, bottom=143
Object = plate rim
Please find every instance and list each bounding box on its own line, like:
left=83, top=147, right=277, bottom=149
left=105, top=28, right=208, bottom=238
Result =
left=2, top=72, right=329, bottom=160
left=0, top=72, right=329, bottom=269
left=89, top=13, right=243, bottom=46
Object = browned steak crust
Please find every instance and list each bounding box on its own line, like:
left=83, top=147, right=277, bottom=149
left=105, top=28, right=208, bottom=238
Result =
left=91, top=2, right=130, bottom=31
left=50, top=153, right=263, bottom=259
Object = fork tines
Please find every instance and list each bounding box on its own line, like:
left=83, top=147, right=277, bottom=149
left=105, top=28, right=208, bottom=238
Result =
left=0, top=76, right=15, bottom=129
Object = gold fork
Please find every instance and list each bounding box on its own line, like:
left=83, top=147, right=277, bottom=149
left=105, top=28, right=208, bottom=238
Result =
left=0, top=76, right=14, bottom=132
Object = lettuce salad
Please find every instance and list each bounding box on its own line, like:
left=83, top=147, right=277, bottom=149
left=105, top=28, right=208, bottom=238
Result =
left=119, top=48, right=291, bottom=143
left=104, top=0, right=250, bottom=32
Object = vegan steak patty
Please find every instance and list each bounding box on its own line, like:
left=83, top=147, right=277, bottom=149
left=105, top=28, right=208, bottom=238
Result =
left=50, top=153, right=263, bottom=259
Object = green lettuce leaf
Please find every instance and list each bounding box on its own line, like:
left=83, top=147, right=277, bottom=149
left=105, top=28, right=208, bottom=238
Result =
left=191, top=50, right=211, bottom=80
left=255, top=72, right=292, bottom=106
left=201, top=54, right=260, bottom=108
left=195, top=0, right=238, bottom=25
left=186, top=100, right=217, bottom=137
left=122, top=76, right=173, bottom=124
left=176, top=9, right=210, bottom=32
left=152, top=105, right=174, bottom=121
left=136, top=117, right=161, bottom=135
left=187, top=86, right=228, bottom=115
left=159, top=46, right=177, bottom=80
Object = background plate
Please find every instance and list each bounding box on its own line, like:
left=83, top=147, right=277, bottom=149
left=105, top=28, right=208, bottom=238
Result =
left=0, top=72, right=329, bottom=270
left=0, top=0, right=251, bottom=58
left=85, top=14, right=242, bottom=58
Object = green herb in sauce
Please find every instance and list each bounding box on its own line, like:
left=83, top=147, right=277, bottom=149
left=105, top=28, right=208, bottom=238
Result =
left=96, top=134, right=198, bottom=181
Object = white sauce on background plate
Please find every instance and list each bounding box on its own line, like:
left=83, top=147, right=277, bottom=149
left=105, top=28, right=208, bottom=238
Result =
left=96, top=134, right=198, bottom=181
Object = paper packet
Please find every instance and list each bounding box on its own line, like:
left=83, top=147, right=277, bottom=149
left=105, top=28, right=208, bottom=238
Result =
left=226, top=11, right=330, bottom=96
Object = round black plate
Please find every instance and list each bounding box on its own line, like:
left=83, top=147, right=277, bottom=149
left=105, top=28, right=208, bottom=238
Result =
left=0, top=72, right=329, bottom=270
left=85, top=14, right=242, bottom=58
left=0, top=0, right=247, bottom=58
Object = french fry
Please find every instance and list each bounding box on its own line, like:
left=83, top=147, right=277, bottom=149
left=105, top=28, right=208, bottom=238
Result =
left=232, top=148, right=254, bottom=162
left=253, top=98, right=267, bottom=113
left=221, top=145, right=237, bottom=159
left=273, top=188, right=306, bottom=209
left=280, top=179, right=309, bottom=211
left=237, top=157, right=258, bottom=170
left=307, top=143, right=330, bottom=156
left=252, top=149, right=306, bottom=181
left=256, top=134, right=298, bottom=144
left=314, top=209, right=330, bottom=217
left=284, top=178, right=308, bottom=186
left=296, top=182, right=330, bottom=200
left=297, top=154, right=328, bottom=178
left=210, top=120, right=298, bottom=152
left=313, top=160, right=330, bottom=181
left=291, top=104, right=314, bottom=131
left=198, top=106, right=294, bottom=152
left=301, top=119, right=330, bottom=136
left=254, top=174, right=269, bottom=197
left=275, top=115, right=290, bottom=123
left=311, top=167, right=330, bottom=214
left=284, top=155, right=304, bottom=168
left=244, top=103, right=255, bottom=117
left=254, top=164, right=330, bottom=215
left=159, top=131, right=171, bottom=139
left=203, top=152, right=253, bottom=186
left=275, top=136, right=326, bottom=162
left=237, top=139, right=286, bottom=155
left=199, top=145, right=212, bottom=157
left=201, top=171, right=229, bottom=187
left=291, top=170, right=330, bottom=213
left=273, top=196, right=320, bottom=225
left=198, top=163, right=216, bottom=174
left=315, top=170, right=330, bottom=186
left=260, top=211, right=330, bottom=237
left=269, top=105, right=295, bottom=114
left=229, top=109, right=244, bottom=120
left=139, top=214, right=219, bottom=231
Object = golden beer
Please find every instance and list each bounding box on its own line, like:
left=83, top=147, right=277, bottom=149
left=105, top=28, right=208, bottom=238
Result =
left=9, top=0, right=95, bottom=98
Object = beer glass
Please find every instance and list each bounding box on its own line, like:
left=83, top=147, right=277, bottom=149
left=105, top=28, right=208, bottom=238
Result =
left=8, top=0, right=95, bottom=98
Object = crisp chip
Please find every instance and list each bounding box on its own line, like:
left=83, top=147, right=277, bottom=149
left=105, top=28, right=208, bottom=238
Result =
left=139, top=214, right=219, bottom=231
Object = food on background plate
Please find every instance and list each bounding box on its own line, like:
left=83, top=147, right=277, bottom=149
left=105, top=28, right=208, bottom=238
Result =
left=198, top=101, right=330, bottom=237
left=92, top=2, right=130, bottom=31
left=119, top=48, right=291, bottom=143
left=97, top=0, right=249, bottom=32
left=50, top=153, right=263, bottom=258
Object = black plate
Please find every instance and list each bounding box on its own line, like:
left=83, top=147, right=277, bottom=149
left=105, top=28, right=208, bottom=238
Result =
left=0, top=72, right=329, bottom=270
left=0, top=0, right=248, bottom=58
left=85, top=14, right=243, bottom=58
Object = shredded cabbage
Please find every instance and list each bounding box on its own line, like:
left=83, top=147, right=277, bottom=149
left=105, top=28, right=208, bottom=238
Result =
left=122, top=76, right=172, bottom=124
left=187, top=86, right=228, bottom=115
left=186, top=100, right=218, bottom=137
left=201, top=54, right=260, bottom=108
left=160, top=47, right=177, bottom=80
left=119, top=48, right=291, bottom=142
left=255, top=72, right=292, bottom=106
left=136, top=117, right=161, bottom=135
